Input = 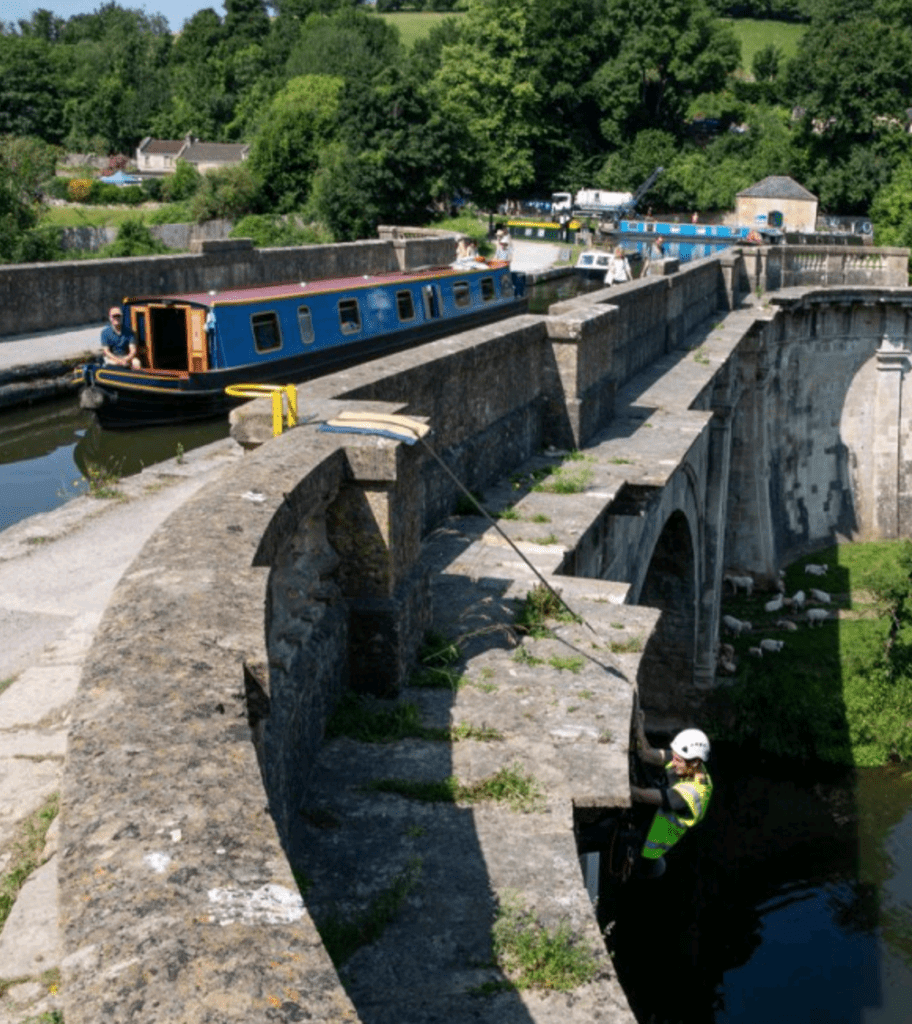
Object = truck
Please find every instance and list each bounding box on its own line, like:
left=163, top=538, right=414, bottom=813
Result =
left=550, top=167, right=663, bottom=225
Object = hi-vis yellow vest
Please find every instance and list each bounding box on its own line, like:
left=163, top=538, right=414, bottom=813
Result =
left=641, top=762, right=712, bottom=860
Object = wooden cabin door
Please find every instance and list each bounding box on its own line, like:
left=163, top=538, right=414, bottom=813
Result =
left=187, top=308, right=208, bottom=373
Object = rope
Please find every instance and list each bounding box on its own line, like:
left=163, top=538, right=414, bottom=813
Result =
left=321, top=410, right=629, bottom=682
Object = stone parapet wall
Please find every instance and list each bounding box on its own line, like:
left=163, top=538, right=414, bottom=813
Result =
left=741, top=244, right=909, bottom=294
left=0, top=236, right=455, bottom=337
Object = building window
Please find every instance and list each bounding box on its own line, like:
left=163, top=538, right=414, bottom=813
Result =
left=453, top=281, right=471, bottom=308
left=339, top=298, right=361, bottom=333
left=298, top=305, right=314, bottom=345
left=251, top=311, right=281, bottom=352
left=396, top=290, right=415, bottom=321
left=481, top=277, right=496, bottom=302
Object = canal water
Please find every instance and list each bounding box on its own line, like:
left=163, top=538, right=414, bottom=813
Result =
left=0, top=395, right=229, bottom=532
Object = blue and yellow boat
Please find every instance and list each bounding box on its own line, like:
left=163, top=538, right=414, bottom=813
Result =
left=81, top=259, right=526, bottom=428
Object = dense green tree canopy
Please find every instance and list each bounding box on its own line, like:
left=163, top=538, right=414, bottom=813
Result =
left=6, top=0, right=912, bottom=245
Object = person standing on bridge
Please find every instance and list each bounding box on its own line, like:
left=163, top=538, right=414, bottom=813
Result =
left=100, top=306, right=141, bottom=369
left=630, top=710, right=713, bottom=878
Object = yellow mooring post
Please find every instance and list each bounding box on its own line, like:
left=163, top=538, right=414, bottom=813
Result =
left=225, top=384, right=298, bottom=437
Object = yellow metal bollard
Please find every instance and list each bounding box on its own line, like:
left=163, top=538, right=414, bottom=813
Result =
left=225, top=383, right=298, bottom=437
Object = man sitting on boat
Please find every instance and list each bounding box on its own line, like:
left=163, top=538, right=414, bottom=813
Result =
left=100, top=306, right=141, bottom=369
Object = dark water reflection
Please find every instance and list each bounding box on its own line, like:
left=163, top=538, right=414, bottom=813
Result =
left=603, top=751, right=912, bottom=1023
left=0, top=396, right=229, bottom=532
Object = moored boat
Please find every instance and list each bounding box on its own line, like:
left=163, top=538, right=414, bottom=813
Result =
left=80, top=260, right=526, bottom=428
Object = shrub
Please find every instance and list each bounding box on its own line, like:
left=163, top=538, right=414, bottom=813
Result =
left=101, top=217, right=170, bottom=257
left=161, top=159, right=201, bottom=203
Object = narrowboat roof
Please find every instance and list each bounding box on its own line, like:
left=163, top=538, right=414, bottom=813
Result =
left=125, top=261, right=511, bottom=309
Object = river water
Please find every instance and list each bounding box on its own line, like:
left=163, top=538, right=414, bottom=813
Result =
left=602, top=751, right=912, bottom=1023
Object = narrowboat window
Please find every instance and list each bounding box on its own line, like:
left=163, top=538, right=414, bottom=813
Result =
left=501, top=273, right=514, bottom=298
left=297, top=305, right=314, bottom=345
left=252, top=311, right=281, bottom=352
left=580, top=254, right=594, bottom=266
left=339, top=298, right=361, bottom=333
left=453, top=281, right=471, bottom=308
left=480, top=277, right=496, bottom=302
left=396, top=290, right=415, bottom=321
left=133, top=311, right=147, bottom=345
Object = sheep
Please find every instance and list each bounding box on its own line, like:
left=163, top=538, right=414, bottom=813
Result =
left=764, top=594, right=784, bottom=613
left=807, top=608, right=829, bottom=627
left=809, top=588, right=831, bottom=604
left=718, top=657, right=738, bottom=675
left=724, top=573, right=754, bottom=596
left=791, top=589, right=806, bottom=611
left=719, top=642, right=735, bottom=660
left=748, top=646, right=764, bottom=658
left=806, top=563, right=828, bottom=576
left=760, top=638, right=785, bottom=653
left=722, top=615, right=752, bottom=635
left=775, top=619, right=798, bottom=632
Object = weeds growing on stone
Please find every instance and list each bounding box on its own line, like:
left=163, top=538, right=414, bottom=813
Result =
left=451, top=721, right=504, bottom=741
left=607, top=636, right=645, bottom=654
left=533, top=464, right=593, bottom=494
left=409, top=631, right=467, bottom=689
left=513, top=647, right=545, bottom=666
left=548, top=655, right=584, bottom=673
left=515, top=584, right=580, bottom=638
left=82, top=461, right=124, bottom=499
left=692, top=346, right=710, bottom=365
left=366, top=762, right=543, bottom=813
left=530, top=513, right=551, bottom=523
left=498, top=505, right=521, bottom=520
left=0, top=792, right=59, bottom=932
left=490, top=893, right=599, bottom=991
left=326, top=694, right=449, bottom=743
left=0, top=674, right=16, bottom=697
left=317, top=857, right=422, bottom=967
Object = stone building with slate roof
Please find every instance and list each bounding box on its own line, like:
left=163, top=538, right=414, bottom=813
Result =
left=136, top=134, right=250, bottom=175
left=736, top=175, right=818, bottom=233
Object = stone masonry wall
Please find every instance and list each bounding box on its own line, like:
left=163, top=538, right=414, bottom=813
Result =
left=0, top=236, right=456, bottom=337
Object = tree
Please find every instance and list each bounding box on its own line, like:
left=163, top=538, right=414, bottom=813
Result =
left=0, top=36, right=64, bottom=141
left=589, top=0, right=741, bottom=145
left=752, top=43, right=782, bottom=83
left=284, top=7, right=402, bottom=83
left=249, top=74, right=345, bottom=209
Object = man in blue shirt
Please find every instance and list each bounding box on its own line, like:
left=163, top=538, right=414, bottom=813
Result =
left=100, top=306, right=141, bottom=368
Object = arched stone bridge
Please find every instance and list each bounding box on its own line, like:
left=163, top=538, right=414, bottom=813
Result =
left=59, top=242, right=911, bottom=1023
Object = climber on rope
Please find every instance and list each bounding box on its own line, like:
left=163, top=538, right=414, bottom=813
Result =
left=630, top=709, right=713, bottom=879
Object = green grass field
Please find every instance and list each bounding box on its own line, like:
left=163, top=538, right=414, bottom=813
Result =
left=378, top=11, right=806, bottom=74
left=377, top=10, right=462, bottom=47
left=724, top=17, right=806, bottom=77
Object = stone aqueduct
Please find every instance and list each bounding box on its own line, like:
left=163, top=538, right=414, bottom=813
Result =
left=54, top=238, right=912, bottom=1022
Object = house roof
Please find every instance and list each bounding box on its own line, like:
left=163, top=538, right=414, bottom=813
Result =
left=182, top=141, right=250, bottom=164
left=737, top=176, right=817, bottom=202
left=139, top=138, right=185, bottom=156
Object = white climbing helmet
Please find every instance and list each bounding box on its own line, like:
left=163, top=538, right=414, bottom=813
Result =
left=671, top=728, right=710, bottom=762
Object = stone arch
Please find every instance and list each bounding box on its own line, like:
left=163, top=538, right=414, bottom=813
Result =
left=635, top=510, right=698, bottom=724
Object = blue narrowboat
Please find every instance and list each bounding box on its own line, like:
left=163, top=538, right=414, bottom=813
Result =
left=81, top=259, right=526, bottom=428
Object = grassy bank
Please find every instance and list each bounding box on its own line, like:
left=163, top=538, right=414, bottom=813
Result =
left=724, top=17, right=806, bottom=76
left=711, top=540, right=912, bottom=767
